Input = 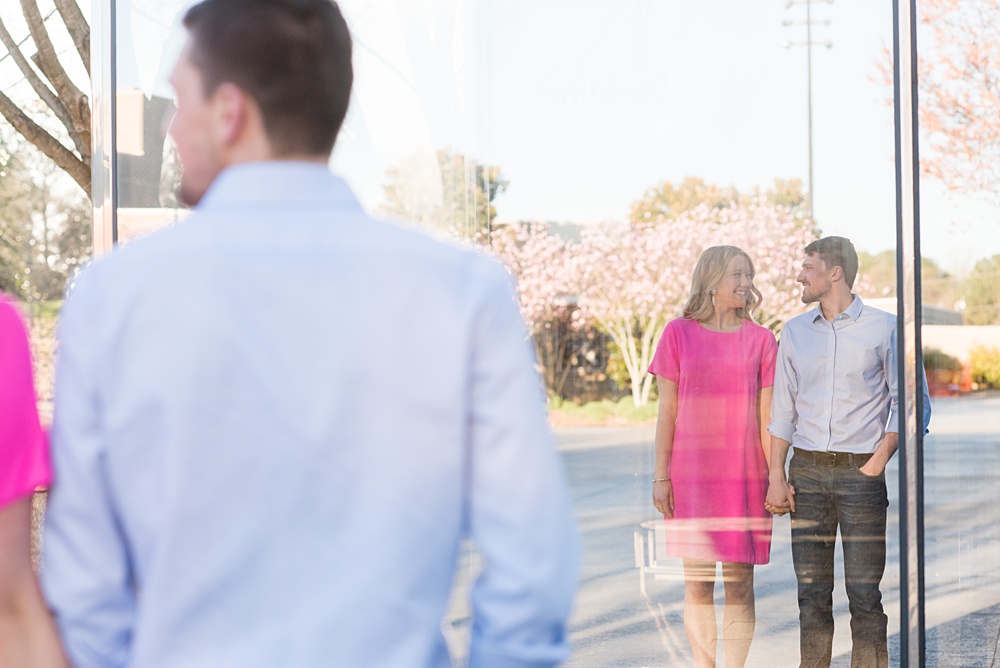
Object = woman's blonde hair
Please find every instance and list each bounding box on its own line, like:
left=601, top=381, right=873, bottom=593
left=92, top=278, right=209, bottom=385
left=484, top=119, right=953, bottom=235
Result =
left=681, top=245, right=762, bottom=322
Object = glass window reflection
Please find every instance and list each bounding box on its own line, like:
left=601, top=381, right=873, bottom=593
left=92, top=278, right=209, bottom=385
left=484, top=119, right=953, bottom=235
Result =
left=87, top=0, right=1000, bottom=665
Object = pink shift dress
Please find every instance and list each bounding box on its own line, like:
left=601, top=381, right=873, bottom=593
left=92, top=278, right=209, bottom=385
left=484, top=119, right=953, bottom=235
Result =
left=0, top=296, right=50, bottom=507
left=648, top=317, right=777, bottom=564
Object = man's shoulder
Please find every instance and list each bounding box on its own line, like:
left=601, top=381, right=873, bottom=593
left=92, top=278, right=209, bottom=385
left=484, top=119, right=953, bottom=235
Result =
left=358, top=217, right=514, bottom=293
left=859, top=302, right=897, bottom=327
left=781, top=309, right=817, bottom=333
left=75, top=218, right=201, bottom=281
left=73, top=208, right=512, bottom=307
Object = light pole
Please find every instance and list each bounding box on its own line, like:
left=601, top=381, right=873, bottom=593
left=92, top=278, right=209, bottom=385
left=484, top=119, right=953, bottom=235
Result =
left=783, top=0, right=833, bottom=222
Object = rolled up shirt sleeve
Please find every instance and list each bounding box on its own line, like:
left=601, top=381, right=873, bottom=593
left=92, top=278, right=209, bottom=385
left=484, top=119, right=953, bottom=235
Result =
left=768, top=328, right=798, bottom=444
left=883, top=320, right=899, bottom=434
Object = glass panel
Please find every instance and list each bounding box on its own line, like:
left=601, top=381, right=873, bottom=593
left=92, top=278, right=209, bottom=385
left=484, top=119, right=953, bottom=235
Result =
left=114, top=0, right=187, bottom=244
left=360, top=1, right=907, bottom=665
left=915, top=1, right=1000, bottom=665
left=89, top=0, right=1000, bottom=664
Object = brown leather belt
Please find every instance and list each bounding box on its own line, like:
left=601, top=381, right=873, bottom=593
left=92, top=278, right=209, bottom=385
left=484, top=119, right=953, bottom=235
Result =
left=792, top=447, right=873, bottom=467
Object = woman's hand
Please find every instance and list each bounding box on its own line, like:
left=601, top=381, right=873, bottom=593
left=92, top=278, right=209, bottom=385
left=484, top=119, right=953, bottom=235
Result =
left=652, top=480, right=674, bottom=519
left=765, top=479, right=795, bottom=516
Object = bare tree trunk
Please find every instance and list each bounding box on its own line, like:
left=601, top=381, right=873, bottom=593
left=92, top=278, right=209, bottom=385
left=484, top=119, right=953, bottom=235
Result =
left=51, top=0, right=90, bottom=77
left=0, top=18, right=79, bottom=147
left=20, top=0, right=91, bottom=159
left=0, top=1, right=91, bottom=198
left=0, top=91, right=89, bottom=194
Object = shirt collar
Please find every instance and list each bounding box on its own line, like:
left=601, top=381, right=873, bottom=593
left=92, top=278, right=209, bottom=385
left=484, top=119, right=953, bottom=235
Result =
left=197, top=161, right=362, bottom=211
left=810, top=294, right=864, bottom=323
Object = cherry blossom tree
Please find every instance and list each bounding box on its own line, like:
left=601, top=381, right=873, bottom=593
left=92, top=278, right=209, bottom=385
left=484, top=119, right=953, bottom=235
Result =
left=879, top=0, right=1000, bottom=199
left=488, top=222, right=573, bottom=332
left=487, top=222, right=585, bottom=396
left=574, top=221, right=698, bottom=406
left=576, top=201, right=818, bottom=406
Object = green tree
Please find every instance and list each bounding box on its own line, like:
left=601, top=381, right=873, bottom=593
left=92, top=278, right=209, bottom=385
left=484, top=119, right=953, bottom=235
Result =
left=0, top=133, right=91, bottom=300
left=381, top=148, right=508, bottom=241
left=629, top=177, right=739, bottom=223
left=964, top=255, right=1000, bottom=325
left=0, top=141, right=33, bottom=295
left=629, top=176, right=810, bottom=225
left=856, top=250, right=961, bottom=308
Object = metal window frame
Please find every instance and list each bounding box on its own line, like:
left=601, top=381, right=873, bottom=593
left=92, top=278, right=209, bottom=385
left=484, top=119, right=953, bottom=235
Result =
left=91, top=0, right=117, bottom=254
left=893, top=0, right=925, bottom=665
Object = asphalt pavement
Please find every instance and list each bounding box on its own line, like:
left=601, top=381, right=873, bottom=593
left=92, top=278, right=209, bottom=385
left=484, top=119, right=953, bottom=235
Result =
left=444, top=393, right=1000, bottom=667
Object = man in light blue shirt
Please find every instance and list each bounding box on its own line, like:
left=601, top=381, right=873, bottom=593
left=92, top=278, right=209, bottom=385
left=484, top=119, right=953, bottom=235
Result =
left=41, top=1, right=578, bottom=666
left=765, top=236, right=929, bottom=668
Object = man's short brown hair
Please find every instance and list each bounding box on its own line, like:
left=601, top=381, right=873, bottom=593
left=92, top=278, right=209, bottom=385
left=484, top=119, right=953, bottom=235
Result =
left=183, top=0, right=353, bottom=157
left=804, top=236, right=859, bottom=288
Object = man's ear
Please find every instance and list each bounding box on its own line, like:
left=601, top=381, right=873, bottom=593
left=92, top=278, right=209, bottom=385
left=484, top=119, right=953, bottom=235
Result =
left=211, top=82, right=250, bottom=145
left=830, top=265, right=844, bottom=283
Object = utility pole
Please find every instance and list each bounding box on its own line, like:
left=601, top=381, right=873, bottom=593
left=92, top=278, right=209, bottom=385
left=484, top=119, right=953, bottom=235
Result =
left=783, top=0, right=833, bottom=222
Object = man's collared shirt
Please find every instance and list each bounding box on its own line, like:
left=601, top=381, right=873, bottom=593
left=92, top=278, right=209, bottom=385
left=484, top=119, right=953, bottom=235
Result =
left=42, top=162, right=579, bottom=668
left=769, top=295, right=900, bottom=454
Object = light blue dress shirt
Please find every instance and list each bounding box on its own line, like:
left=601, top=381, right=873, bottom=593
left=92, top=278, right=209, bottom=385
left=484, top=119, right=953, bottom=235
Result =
left=42, top=162, right=579, bottom=668
left=769, top=295, right=931, bottom=453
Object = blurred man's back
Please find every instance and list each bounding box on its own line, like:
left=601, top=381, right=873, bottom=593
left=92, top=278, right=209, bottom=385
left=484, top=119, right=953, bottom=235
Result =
left=41, top=2, right=578, bottom=666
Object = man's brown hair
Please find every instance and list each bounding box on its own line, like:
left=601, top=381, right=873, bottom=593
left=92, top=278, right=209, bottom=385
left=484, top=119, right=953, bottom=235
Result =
left=183, top=0, right=353, bottom=157
left=804, top=236, right=859, bottom=289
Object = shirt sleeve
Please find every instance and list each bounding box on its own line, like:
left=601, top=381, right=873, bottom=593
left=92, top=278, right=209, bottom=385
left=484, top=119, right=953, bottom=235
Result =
left=41, top=271, right=136, bottom=667
left=465, top=261, right=579, bottom=668
left=768, top=325, right=798, bottom=443
left=0, top=299, right=50, bottom=507
left=883, top=319, right=900, bottom=434
left=759, top=329, right=778, bottom=390
left=647, top=320, right=680, bottom=382
left=921, top=366, right=932, bottom=435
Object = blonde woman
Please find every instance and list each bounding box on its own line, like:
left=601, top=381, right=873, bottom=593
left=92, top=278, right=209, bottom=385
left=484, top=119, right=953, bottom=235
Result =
left=0, top=296, right=67, bottom=667
left=648, top=246, right=777, bottom=667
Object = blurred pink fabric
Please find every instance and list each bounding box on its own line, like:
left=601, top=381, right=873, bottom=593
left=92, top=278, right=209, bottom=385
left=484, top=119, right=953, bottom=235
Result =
left=648, top=317, right=776, bottom=564
left=0, top=295, right=50, bottom=506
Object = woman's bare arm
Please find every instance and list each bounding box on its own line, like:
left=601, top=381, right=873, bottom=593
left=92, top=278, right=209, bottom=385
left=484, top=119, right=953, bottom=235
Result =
left=0, top=495, right=68, bottom=668
left=652, top=376, right=679, bottom=518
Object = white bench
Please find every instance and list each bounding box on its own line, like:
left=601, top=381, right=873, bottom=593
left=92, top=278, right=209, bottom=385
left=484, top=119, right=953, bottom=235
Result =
left=633, top=519, right=686, bottom=594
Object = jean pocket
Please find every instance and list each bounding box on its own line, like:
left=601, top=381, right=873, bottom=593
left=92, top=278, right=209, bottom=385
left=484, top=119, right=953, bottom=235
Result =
left=856, top=466, right=882, bottom=479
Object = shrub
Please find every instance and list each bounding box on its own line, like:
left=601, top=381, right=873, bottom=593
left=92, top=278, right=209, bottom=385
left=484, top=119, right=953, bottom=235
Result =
left=923, top=347, right=962, bottom=372
left=969, top=345, right=1000, bottom=389
left=548, top=395, right=658, bottom=425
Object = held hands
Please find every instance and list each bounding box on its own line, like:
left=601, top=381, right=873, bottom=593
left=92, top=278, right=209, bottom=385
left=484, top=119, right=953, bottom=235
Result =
left=652, top=480, right=674, bottom=519
left=764, top=478, right=795, bottom=516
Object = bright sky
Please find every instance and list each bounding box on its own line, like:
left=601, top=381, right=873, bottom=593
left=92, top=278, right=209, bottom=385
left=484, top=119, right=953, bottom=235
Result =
left=0, top=0, right=993, bottom=275
left=331, top=0, right=995, bottom=276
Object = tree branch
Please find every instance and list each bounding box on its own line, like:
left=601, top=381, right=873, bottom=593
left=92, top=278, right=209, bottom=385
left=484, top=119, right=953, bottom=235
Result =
left=20, top=0, right=90, bottom=163
left=0, top=16, right=79, bottom=154
left=0, top=91, right=89, bottom=195
left=52, top=0, right=89, bottom=77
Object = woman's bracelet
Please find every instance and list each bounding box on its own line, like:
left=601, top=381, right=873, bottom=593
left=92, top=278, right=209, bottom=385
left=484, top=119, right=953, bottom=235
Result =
left=653, top=477, right=670, bottom=483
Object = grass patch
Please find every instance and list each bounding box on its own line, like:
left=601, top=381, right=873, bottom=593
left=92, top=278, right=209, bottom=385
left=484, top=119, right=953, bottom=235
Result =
left=549, top=396, right=658, bottom=426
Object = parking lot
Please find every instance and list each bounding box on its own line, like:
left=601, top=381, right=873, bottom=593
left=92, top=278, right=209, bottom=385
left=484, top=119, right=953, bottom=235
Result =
left=446, top=394, right=1000, bottom=667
